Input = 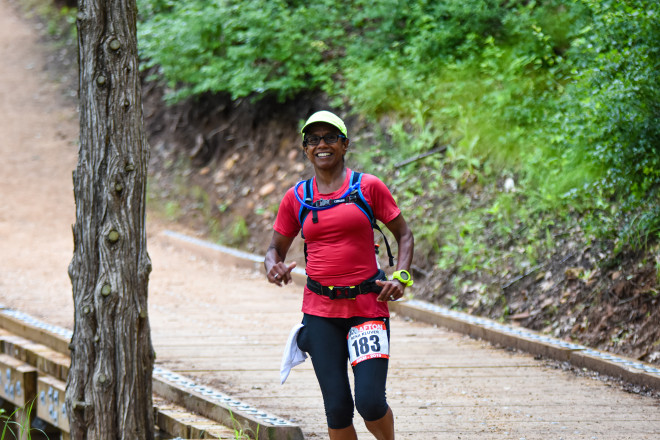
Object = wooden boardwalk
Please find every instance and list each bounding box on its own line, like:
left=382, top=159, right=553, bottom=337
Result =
left=3, top=230, right=660, bottom=438
left=145, top=233, right=660, bottom=439
left=1, top=3, right=659, bottom=438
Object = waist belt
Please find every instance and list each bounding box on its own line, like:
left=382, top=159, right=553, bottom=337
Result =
left=306, top=270, right=386, bottom=300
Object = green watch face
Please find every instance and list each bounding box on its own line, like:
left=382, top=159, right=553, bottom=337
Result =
left=393, top=270, right=411, bottom=283
left=393, top=270, right=413, bottom=287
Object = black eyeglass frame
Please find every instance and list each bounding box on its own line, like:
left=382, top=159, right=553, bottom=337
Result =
left=302, top=133, right=347, bottom=147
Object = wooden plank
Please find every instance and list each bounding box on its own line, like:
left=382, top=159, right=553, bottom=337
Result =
left=28, top=344, right=70, bottom=382
left=0, top=353, right=37, bottom=407
left=0, top=334, right=30, bottom=360
left=153, top=397, right=238, bottom=440
left=36, top=375, right=69, bottom=433
left=153, top=368, right=304, bottom=440
left=154, top=406, right=191, bottom=438
left=0, top=311, right=70, bottom=355
left=569, top=349, right=660, bottom=390
left=390, top=300, right=660, bottom=389
left=0, top=330, right=70, bottom=382
left=189, top=420, right=236, bottom=439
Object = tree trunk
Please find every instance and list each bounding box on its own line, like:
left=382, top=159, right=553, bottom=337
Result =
left=66, top=1, right=154, bottom=439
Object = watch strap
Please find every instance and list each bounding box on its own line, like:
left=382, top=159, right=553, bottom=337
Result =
left=392, top=270, right=414, bottom=287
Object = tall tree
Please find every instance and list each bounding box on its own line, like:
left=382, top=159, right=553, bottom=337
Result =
left=66, top=0, right=154, bottom=439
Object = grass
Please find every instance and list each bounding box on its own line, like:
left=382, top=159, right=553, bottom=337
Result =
left=228, top=410, right=260, bottom=440
left=1, top=400, right=48, bottom=440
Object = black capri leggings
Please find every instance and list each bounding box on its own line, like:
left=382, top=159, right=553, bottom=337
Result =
left=296, top=313, right=391, bottom=429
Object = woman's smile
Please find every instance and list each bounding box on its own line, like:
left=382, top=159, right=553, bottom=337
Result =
left=316, top=151, right=333, bottom=158
left=304, top=123, right=347, bottom=169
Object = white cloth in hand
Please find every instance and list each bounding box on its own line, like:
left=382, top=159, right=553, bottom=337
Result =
left=280, top=323, right=307, bottom=384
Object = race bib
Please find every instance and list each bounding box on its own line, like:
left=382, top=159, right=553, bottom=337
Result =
left=347, top=320, right=389, bottom=366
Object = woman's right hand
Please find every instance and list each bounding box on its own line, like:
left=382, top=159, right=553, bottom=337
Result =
left=264, top=231, right=297, bottom=286
left=268, top=261, right=297, bottom=286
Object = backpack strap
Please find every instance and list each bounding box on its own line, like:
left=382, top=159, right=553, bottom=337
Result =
left=350, top=172, right=395, bottom=267
left=296, top=171, right=395, bottom=267
left=348, top=172, right=372, bottom=221
left=298, top=177, right=315, bottom=239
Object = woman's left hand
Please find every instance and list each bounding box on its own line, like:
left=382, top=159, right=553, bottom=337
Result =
left=375, top=279, right=405, bottom=302
left=378, top=214, right=414, bottom=303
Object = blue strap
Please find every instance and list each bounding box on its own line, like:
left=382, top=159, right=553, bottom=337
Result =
left=294, top=172, right=361, bottom=212
left=294, top=171, right=394, bottom=266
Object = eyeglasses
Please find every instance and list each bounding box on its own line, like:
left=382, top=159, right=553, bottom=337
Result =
left=303, top=133, right=346, bottom=146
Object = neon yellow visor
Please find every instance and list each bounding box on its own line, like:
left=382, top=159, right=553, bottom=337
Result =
left=301, top=111, right=348, bottom=138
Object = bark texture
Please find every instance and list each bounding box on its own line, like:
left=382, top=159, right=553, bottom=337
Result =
left=66, top=1, right=154, bottom=439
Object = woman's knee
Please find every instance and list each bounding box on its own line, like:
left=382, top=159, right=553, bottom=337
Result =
left=325, top=400, right=355, bottom=429
left=355, top=394, right=388, bottom=422
left=354, top=358, right=389, bottom=421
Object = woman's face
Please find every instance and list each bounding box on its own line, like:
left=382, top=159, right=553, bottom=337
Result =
left=303, top=122, right=349, bottom=170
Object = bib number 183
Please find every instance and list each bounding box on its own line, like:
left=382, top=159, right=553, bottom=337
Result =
left=347, top=321, right=389, bottom=366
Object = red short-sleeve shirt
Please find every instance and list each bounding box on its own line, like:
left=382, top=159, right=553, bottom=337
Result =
left=274, top=169, right=401, bottom=318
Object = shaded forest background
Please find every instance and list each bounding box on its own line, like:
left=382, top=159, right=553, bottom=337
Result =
left=23, top=0, right=660, bottom=365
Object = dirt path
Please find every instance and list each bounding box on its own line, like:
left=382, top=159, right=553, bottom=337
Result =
left=0, top=1, right=78, bottom=327
left=2, top=3, right=660, bottom=439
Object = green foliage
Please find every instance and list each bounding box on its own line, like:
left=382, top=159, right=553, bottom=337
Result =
left=546, top=0, right=660, bottom=248
left=137, top=0, right=344, bottom=102
left=229, top=217, right=250, bottom=246
left=573, top=0, right=659, bottom=195
left=136, top=0, right=659, bottom=289
left=344, top=0, right=592, bottom=192
left=19, top=0, right=77, bottom=45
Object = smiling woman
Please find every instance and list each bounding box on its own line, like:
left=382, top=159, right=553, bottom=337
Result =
left=263, top=110, right=414, bottom=440
left=302, top=120, right=348, bottom=175
left=300, top=110, right=348, bottom=173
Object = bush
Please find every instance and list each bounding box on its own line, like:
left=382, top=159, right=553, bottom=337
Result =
left=548, top=0, right=660, bottom=248
left=137, top=0, right=346, bottom=102
left=136, top=0, right=658, bottom=277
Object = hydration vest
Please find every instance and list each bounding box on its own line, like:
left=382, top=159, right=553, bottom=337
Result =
left=296, top=171, right=394, bottom=267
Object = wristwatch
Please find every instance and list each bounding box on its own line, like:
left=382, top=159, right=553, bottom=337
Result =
left=391, top=270, right=414, bottom=287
